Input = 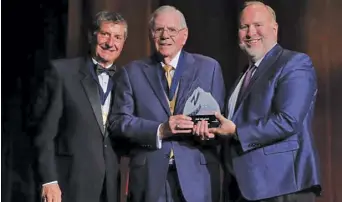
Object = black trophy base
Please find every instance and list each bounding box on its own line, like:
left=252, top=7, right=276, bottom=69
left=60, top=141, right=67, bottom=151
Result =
left=191, top=115, right=220, bottom=128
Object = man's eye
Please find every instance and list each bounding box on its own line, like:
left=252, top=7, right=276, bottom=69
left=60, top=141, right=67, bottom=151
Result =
left=155, top=28, right=163, bottom=32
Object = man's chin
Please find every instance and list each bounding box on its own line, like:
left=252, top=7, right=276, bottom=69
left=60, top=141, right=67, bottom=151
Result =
left=157, top=51, right=171, bottom=58
left=96, top=56, right=117, bottom=65
left=243, top=49, right=264, bottom=61
left=95, top=56, right=107, bottom=63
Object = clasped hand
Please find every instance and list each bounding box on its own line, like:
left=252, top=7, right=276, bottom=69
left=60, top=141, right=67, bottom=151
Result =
left=159, top=115, right=194, bottom=138
left=193, top=112, right=236, bottom=139
left=159, top=113, right=236, bottom=140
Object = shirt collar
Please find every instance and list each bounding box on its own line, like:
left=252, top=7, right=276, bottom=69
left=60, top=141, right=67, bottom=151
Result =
left=160, top=50, right=182, bottom=69
left=251, top=56, right=264, bottom=68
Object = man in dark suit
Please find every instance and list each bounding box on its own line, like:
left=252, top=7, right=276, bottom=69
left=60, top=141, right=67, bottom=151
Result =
left=29, top=11, right=127, bottom=202
left=110, top=5, right=225, bottom=202
left=194, top=1, right=321, bottom=202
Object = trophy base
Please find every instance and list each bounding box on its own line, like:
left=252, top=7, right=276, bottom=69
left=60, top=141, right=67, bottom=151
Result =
left=191, top=115, right=220, bottom=128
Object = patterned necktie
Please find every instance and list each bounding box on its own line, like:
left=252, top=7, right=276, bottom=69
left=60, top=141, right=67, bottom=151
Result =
left=163, top=65, right=176, bottom=160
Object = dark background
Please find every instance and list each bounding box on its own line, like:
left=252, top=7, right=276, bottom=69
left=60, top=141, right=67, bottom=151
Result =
left=2, top=0, right=342, bottom=201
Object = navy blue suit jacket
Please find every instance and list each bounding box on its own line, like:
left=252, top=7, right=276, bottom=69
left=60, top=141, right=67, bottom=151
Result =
left=110, top=51, right=225, bottom=202
left=222, top=45, right=321, bottom=200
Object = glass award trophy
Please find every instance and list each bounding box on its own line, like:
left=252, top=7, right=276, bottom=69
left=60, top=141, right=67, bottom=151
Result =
left=183, top=87, right=220, bottom=128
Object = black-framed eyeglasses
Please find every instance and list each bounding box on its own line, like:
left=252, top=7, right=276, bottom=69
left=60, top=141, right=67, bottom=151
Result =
left=152, top=27, right=185, bottom=37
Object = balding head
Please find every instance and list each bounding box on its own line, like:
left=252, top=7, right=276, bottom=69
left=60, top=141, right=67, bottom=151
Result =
left=241, top=1, right=277, bottom=23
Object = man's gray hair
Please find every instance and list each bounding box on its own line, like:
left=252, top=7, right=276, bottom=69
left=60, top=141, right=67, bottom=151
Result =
left=149, top=5, right=187, bottom=30
left=89, top=11, right=128, bottom=44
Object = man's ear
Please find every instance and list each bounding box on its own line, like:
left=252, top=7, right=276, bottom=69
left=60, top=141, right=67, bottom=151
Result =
left=273, top=22, right=278, bottom=35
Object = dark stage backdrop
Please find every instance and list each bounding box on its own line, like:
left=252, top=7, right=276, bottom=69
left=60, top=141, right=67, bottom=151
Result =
left=2, top=0, right=342, bottom=202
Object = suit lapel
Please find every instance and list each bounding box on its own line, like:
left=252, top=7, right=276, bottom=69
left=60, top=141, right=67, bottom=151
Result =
left=142, top=56, right=171, bottom=115
left=234, top=44, right=283, bottom=116
left=80, top=58, right=105, bottom=134
left=174, top=52, right=198, bottom=114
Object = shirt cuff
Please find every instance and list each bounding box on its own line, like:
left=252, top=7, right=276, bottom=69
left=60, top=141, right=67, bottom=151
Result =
left=156, top=124, right=163, bottom=149
left=42, top=181, right=58, bottom=186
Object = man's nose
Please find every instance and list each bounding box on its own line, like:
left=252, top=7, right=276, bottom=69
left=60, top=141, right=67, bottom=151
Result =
left=161, top=29, right=170, bottom=38
left=246, top=25, right=257, bottom=37
left=105, top=37, right=115, bottom=47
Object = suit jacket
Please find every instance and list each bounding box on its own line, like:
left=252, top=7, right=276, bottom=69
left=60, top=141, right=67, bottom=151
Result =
left=30, top=57, right=123, bottom=202
left=109, top=51, right=225, bottom=202
left=222, top=45, right=321, bottom=201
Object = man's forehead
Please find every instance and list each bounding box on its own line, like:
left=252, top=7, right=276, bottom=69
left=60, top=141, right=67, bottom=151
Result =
left=154, top=12, right=181, bottom=27
left=100, top=22, right=125, bottom=31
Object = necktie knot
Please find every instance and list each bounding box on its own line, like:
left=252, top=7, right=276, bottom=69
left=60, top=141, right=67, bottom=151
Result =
left=163, top=65, right=174, bottom=73
left=248, top=64, right=257, bottom=72
left=96, top=64, right=116, bottom=77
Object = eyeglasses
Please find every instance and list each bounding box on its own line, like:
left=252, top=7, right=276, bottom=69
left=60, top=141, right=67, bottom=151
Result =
left=152, top=27, right=185, bottom=37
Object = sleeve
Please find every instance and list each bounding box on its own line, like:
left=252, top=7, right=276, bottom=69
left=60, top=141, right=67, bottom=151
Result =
left=29, top=63, right=63, bottom=184
left=108, top=67, right=161, bottom=149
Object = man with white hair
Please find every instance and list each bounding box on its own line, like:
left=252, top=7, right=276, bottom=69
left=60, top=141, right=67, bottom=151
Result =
left=110, top=5, right=225, bottom=202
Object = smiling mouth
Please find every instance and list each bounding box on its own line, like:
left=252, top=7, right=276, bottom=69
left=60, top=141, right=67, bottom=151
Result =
left=99, top=44, right=116, bottom=51
left=245, top=39, right=261, bottom=45
left=159, top=43, right=172, bottom=46
left=101, top=48, right=115, bottom=52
